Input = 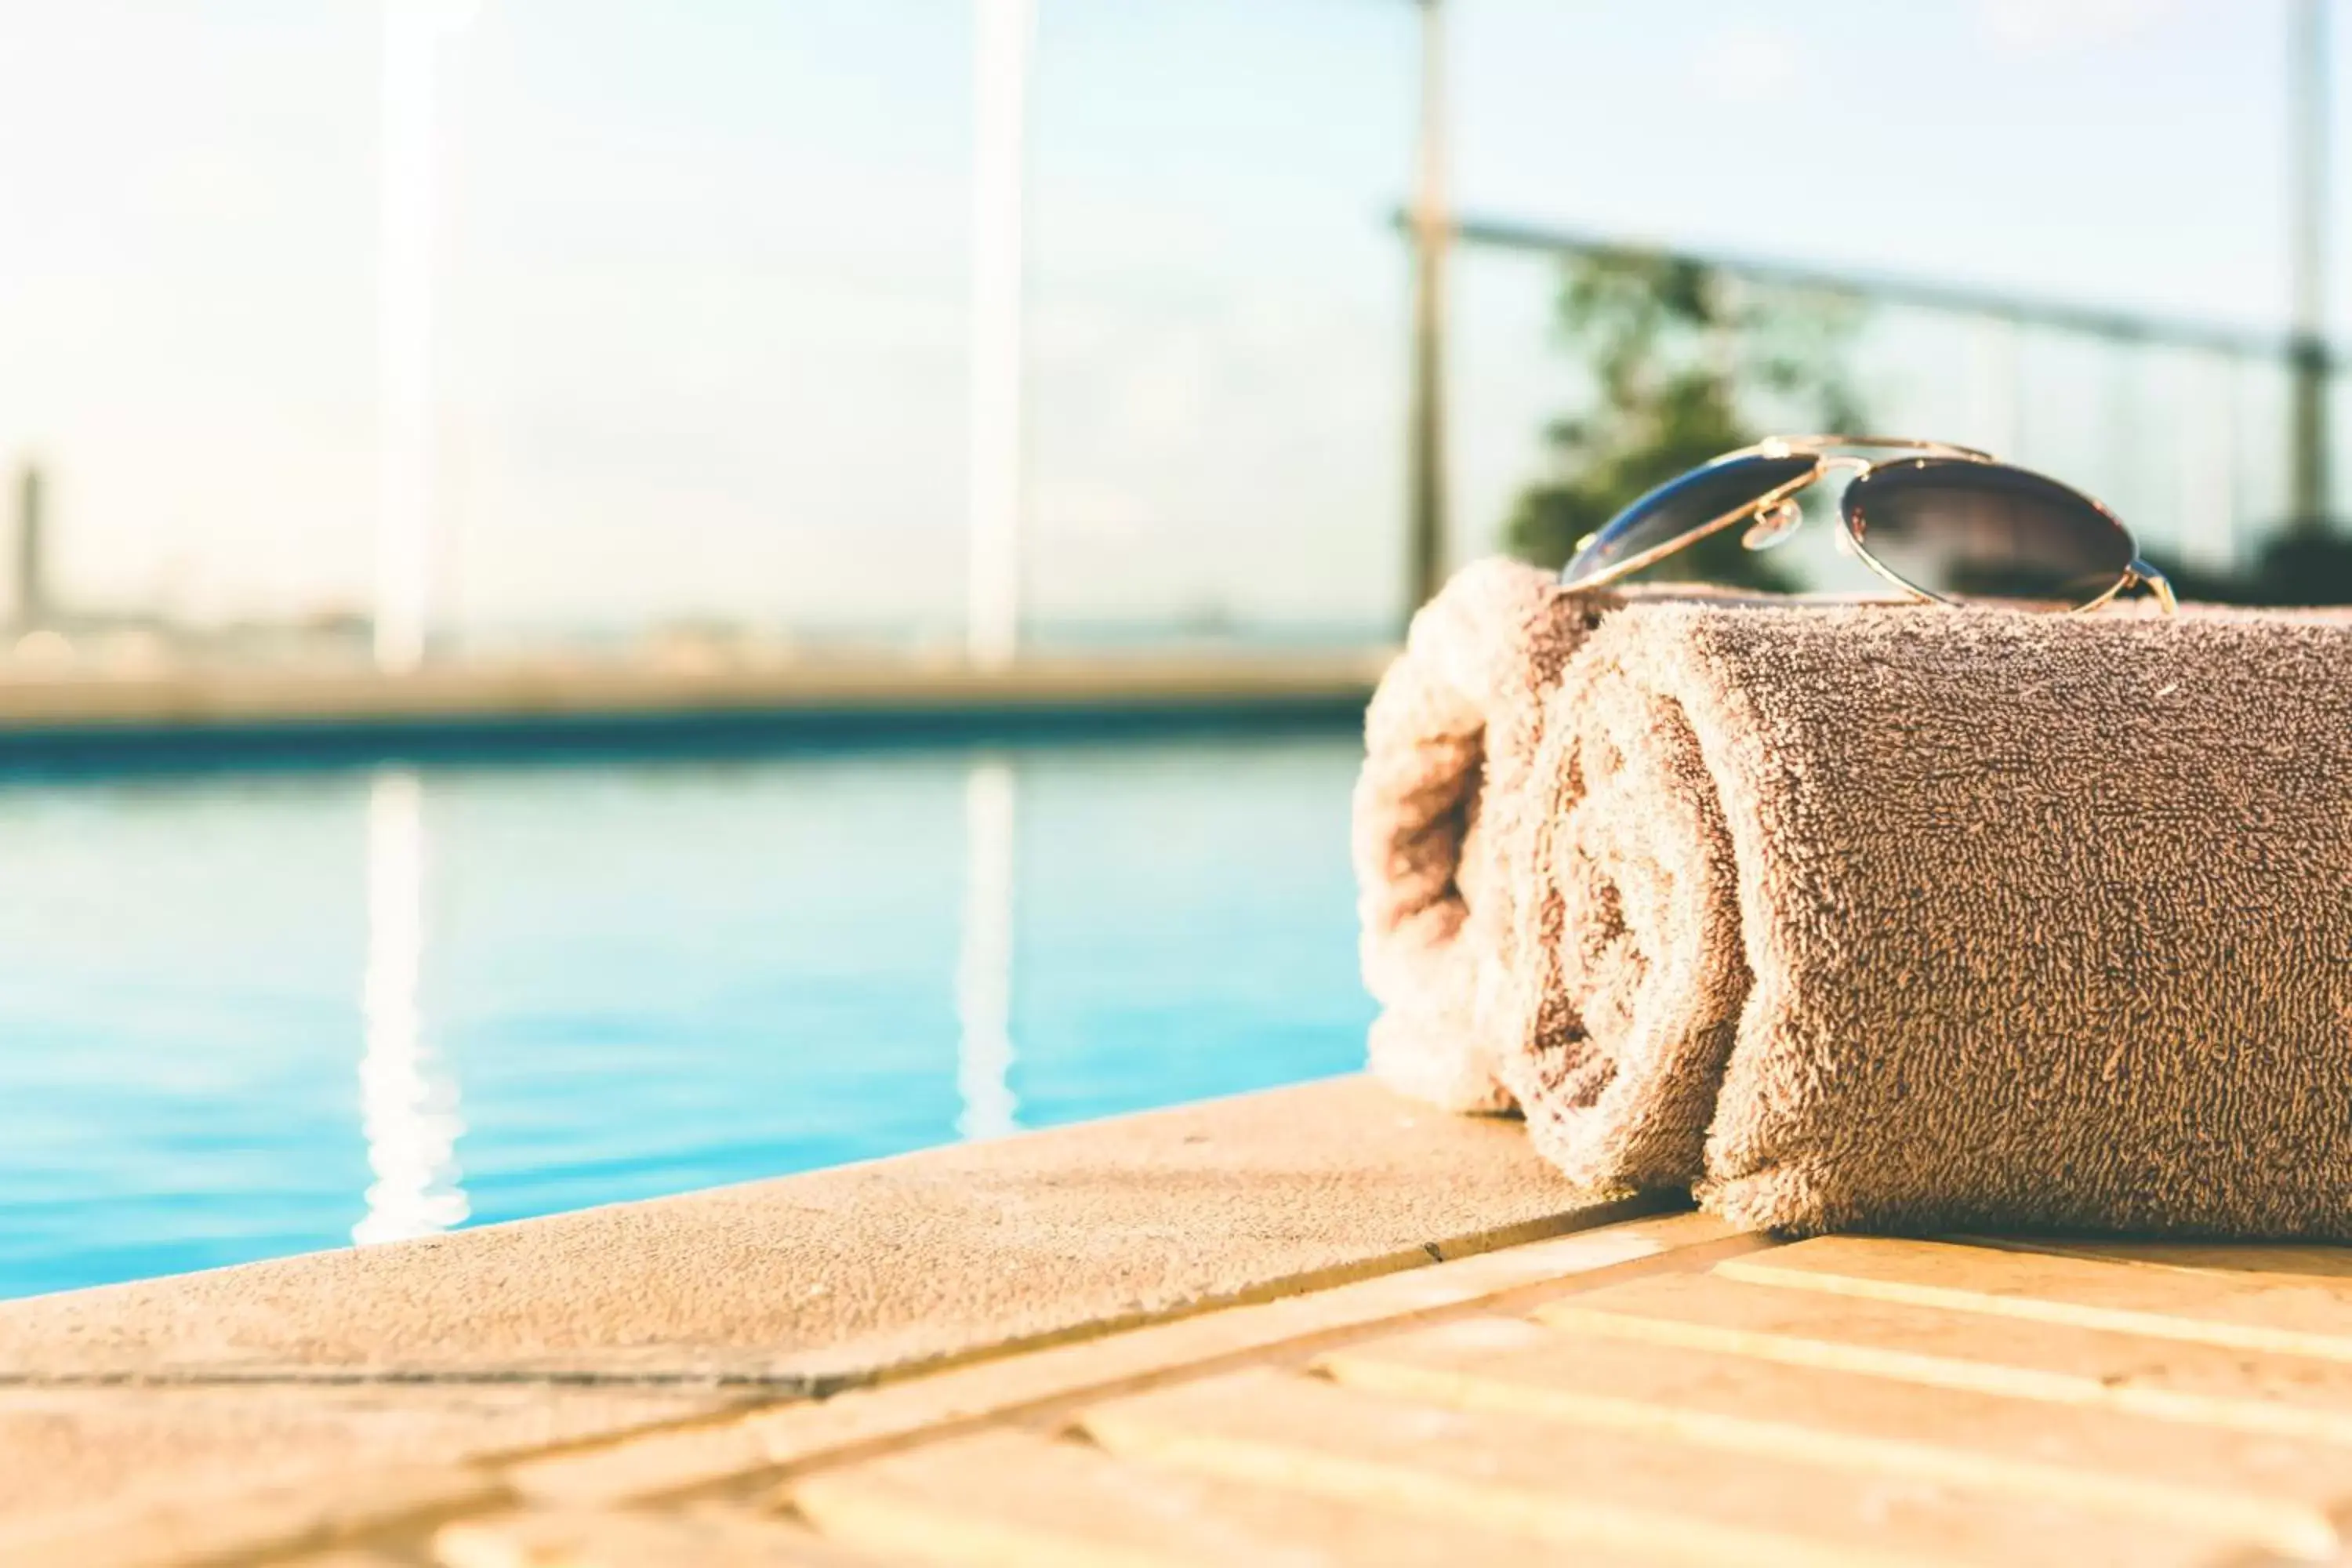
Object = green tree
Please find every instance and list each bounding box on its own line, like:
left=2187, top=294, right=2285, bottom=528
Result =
left=1504, top=251, right=1868, bottom=591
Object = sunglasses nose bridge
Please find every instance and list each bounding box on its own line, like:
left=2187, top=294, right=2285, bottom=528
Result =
left=1740, top=459, right=1842, bottom=553
left=1740, top=497, right=1806, bottom=552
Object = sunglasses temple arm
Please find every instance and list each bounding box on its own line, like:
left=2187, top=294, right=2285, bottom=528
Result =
left=2126, top=558, right=2178, bottom=614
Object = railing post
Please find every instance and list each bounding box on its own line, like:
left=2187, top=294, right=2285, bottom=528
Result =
left=13, top=462, right=46, bottom=631
left=967, top=0, right=1033, bottom=670
left=2180, top=350, right=2241, bottom=571
left=1403, top=0, right=1451, bottom=625
left=376, top=0, right=477, bottom=674
left=2288, top=0, right=2333, bottom=531
left=1965, top=318, right=2020, bottom=459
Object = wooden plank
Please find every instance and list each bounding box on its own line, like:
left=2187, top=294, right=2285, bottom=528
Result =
left=0, top=1462, right=505, bottom=1568
left=1973, top=1238, right=2352, bottom=1281
left=1540, top=1274, right=2352, bottom=1443
left=504, top=1425, right=773, bottom=1509
left=1080, top=1367, right=2229, bottom=1567
left=790, top=1428, right=1573, bottom=1567
left=1322, top=1315, right=2345, bottom=1559
left=1721, top=1237, right=2352, bottom=1359
left=743, top=1213, right=1762, bottom=1475
left=506, top=1211, right=1751, bottom=1508
left=435, top=1503, right=882, bottom=1568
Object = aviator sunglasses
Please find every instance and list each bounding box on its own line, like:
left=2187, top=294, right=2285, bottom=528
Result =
left=1560, top=436, right=2176, bottom=613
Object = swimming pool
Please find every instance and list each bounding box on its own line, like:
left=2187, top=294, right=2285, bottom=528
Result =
left=0, top=727, right=1374, bottom=1298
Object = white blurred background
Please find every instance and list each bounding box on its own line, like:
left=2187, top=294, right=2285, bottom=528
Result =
left=0, top=0, right=2342, bottom=658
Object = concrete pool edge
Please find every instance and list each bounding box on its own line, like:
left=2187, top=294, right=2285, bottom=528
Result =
left=0, top=648, right=1389, bottom=770
left=0, top=1076, right=1642, bottom=1563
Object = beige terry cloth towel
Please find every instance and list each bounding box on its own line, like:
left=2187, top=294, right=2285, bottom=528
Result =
left=1353, top=559, right=1774, bottom=1115
left=1507, top=601, right=2352, bottom=1238
left=1352, top=559, right=1608, bottom=1113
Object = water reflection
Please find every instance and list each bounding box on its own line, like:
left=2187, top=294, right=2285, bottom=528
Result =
left=354, top=768, right=469, bottom=1243
left=955, top=757, right=1019, bottom=1140
left=0, top=736, right=1373, bottom=1296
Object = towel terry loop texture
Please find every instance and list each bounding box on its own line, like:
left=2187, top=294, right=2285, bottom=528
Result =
left=1355, top=560, right=2352, bottom=1237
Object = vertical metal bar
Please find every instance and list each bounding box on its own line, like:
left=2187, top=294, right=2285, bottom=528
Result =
left=968, top=0, right=1034, bottom=670
left=2181, top=350, right=2241, bottom=571
left=2288, top=0, right=2333, bottom=528
left=1403, top=0, right=1450, bottom=621
left=13, top=463, right=45, bottom=630
left=2101, top=341, right=2143, bottom=525
left=376, top=2, right=476, bottom=673
left=1965, top=317, right=2020, bottom=459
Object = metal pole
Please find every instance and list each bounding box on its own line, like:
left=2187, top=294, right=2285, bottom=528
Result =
left=1965, top=318, right=2020, bottom=459
left=967, top=0, right=1033, bottom=670
left=1436, top=211, right=2314, bottom=361
left=2181, top=350, right=2241, bottom=571
left=1403, top=0, right=1450, bottom=622
left=376, top=1, right=477, bottom=673
left=13, top=463, right=45, bottom=630
left=2288, top=0, right=2333, bottom=530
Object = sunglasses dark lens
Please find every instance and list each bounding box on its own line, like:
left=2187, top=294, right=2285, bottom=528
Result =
left=1845, top=460, right=2133, bottom=605
left=1562, top=453, right=1817, bottom=587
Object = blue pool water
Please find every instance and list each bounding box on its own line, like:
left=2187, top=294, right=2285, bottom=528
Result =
left=0, top=728, right=1374, bottom=1299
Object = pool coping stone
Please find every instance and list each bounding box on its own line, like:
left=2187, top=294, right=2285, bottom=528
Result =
left=0, top=1076, right=1626, bottom=1548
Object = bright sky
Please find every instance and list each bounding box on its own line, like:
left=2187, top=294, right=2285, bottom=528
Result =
left=0, top=0, right=2342, bottom=637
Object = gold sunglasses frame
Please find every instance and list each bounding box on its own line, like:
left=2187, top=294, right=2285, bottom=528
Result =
left=1562, top=434, right=2176, bottom=613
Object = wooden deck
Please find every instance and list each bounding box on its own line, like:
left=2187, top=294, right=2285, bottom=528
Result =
left=13, top=1082, right=2347, bottom=1566
left=300, top=1214, right=2352, bottom=1566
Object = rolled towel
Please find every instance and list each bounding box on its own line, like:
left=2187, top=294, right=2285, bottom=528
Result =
left=1352, top=559, right=1609, bottom=1113
left=1353, top=561, right=1785, bottom=1114
left=1506, top=601, right=2352, bottom=1238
